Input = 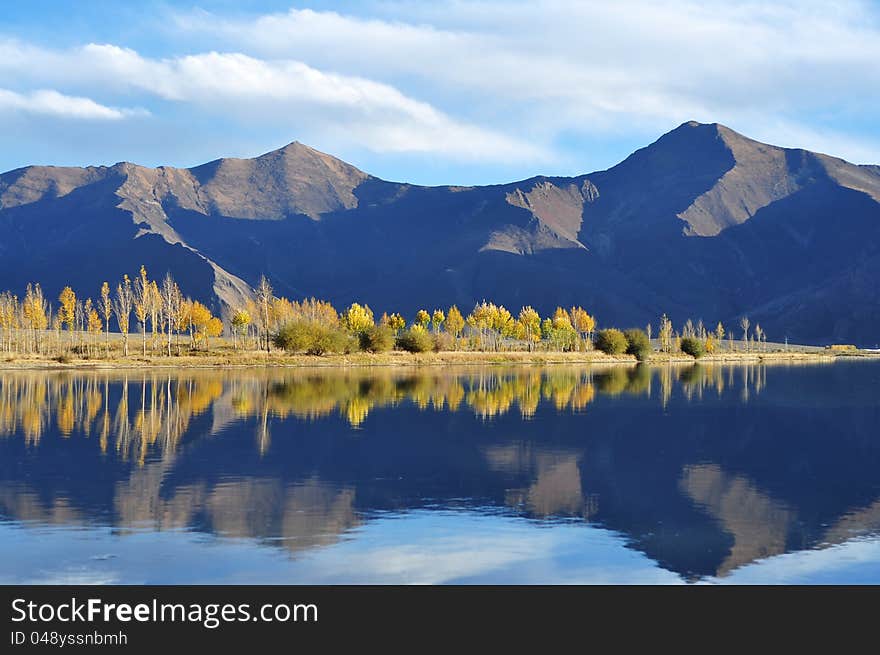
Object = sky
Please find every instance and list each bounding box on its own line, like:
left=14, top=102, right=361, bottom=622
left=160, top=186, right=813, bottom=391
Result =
left=2, top=0, right=880, bottom=186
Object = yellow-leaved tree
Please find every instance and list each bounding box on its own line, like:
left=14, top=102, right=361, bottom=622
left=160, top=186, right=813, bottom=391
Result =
left=206, top=316, right=223, bottom=350
left=231, top=309, right=251, bottom=349
left=431, top=309, right=445, bottom=333
left=343, top=303, right=375, bottom=334
left=569, top=306, right=596, bottom=349
left=99, top=282, right=113, bottom=356
left=24, top=283, right=48, bottom=354
left=87, top=302, right=102, bottom=357
left=189, top=301, right=213, bottom=351
left=445, top=306, right=464, bottom=344
left=58, top=286, right=77, bottom=352
left=518, top=306, right=542, bottom=350
left=385, top=312, right=406, bottom=334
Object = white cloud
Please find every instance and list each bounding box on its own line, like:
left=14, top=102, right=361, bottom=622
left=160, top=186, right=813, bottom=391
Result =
left=2, top=1, right=880, bottom=169
left=0, top=88, right=140, bottom=120
left=169, top=0, right=880, bottom=164
left=0, top=38, right=547, bottom=163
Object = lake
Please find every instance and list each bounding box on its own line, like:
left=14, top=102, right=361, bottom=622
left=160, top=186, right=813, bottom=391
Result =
left=1, top=361, right=879, bottom=584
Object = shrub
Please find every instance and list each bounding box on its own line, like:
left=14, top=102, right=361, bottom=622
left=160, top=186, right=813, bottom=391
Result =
left=273, top=320, right=350, bottom=355
left=396, top=326, right=434, bottom=353
left=362, top=325, right=395, bottom=353
left=595, top=328, right=628, bottom=355
left=433, top=331, right=454, bottom=352
left=623, top=328, right=652, bottom=361
left=680, top=336, right=706, bottom=359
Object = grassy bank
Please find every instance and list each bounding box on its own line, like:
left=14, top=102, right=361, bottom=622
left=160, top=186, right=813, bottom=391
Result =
left=0, top=345, right=869, bottom=370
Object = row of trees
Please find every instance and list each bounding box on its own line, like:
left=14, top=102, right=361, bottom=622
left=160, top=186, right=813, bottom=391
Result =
left=252, top=276, right=601, bottom=356
left=0, top=268, right=223, bottom=358
left=653, top=314, right=769, bottom=356
left=0, top=269, right=768, bottom=359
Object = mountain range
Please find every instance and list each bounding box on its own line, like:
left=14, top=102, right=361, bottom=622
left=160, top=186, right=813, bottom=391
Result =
left=2, top=121, right=879, bottom=345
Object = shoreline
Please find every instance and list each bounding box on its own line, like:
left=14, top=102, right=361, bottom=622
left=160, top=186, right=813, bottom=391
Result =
left=0, top=349, right=871, bottom=371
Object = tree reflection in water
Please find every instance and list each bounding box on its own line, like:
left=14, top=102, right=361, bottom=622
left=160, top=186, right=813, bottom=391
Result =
left=1, top=361, right=877, bottom=581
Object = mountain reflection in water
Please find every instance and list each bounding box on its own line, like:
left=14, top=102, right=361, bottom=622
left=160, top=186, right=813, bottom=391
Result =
left=0, top=361, right=879, bottom=584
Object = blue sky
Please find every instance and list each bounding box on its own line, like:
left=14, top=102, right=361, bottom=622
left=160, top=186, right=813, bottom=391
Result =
left=2, top=0, right=880, bottom=185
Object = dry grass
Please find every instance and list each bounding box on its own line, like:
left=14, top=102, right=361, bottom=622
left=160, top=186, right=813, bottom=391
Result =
left=0, top=342, right=864, bottom=370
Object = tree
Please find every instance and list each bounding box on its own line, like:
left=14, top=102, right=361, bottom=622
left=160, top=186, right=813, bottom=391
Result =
left=415, top=309, right=430, bottom=329
left=466, top=302, right=494, bottom=350
left=715, top=322, right=725, bottom=352
left=547, top=307, right=577, bottom=351
left=205, top=317, right=223, bottom=350
left=23, top=284, right=48, bottom=354
left=74, top=298, right=85, bottom=352
left=343, top=303, right=375, bottom=335
left=0, top=292, right=18, bottom=353
left=386, top=312, right=406, bottom=334
left=490, top=304, right=516, bottom=350
left=445, top=305, right=464, bottom=344
left=176, top=298, right=193, bottom=354
left=681, top=336, right=705, bottom=358
left=189, top=301, right=213, bottom=350
left=569, top=306, right=596, bottom=348
left=623, top=328, right=651, bottom=361
left=705, top=334, right=716, bottom=353
left=431, top=309, right=445, bottom=334
left=517, top=306, right=542, bottom=350
left=133, top=266, right=150, bottom=356
left=754, top=324, right=765, bottom=352
left=87, top=303, right=102, bottom=356
left=99, top=282, right=113, bottom=356
left=160, top=273, right=179, bottom=356
left=740, top=316, right=750, bottom=351
left=271, top=297, right=295, bottom=329
left=58, top=286, right=77, bottom=351
left=658, top=314, right=673, bottom=353
left=256, top=275, right=274, bottom=354
left=231, top=309, right=251, bottom=349
left=595, top=328, right=628, bottom=355
left=114, top=275, right=133, bottom=357
left=291, top=297, right=339, bottom=326
left=148, top=280, right=161, bottom=354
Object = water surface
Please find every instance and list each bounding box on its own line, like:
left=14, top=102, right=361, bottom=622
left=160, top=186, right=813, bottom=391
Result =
left=1, top=361, right=879, bottom=584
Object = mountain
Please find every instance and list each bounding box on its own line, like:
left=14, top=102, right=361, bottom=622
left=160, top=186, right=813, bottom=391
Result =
left=2, top=121, right=879, bottom=344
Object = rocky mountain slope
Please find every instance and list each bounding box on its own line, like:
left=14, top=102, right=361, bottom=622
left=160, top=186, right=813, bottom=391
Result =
left=1, top=121, right=878, bottom=344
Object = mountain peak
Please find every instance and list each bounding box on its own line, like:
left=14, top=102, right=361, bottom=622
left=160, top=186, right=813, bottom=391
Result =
left=259, top=140, right=360, bottom=169
left=184, top=140, right=370, bottom=220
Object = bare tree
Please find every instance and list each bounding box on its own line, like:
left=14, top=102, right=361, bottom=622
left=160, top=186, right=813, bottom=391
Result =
left=99, top=282, right=113, bottom=357
left=114, top=275, right=133, bottom=357
left=740, top=316, right=750, bottom=352
left=133, top=267, right=150, bottom=357
left=256, top=275, right=273, bottom=354
left=160, top=273, right=179, bottom=357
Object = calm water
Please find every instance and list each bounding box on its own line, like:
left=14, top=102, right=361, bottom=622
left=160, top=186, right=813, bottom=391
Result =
left=1, top=361, right=879, bottom=584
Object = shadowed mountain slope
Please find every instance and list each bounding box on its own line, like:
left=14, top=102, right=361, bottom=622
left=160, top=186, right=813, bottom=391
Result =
left=1, top=122, right=878, bottom=343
